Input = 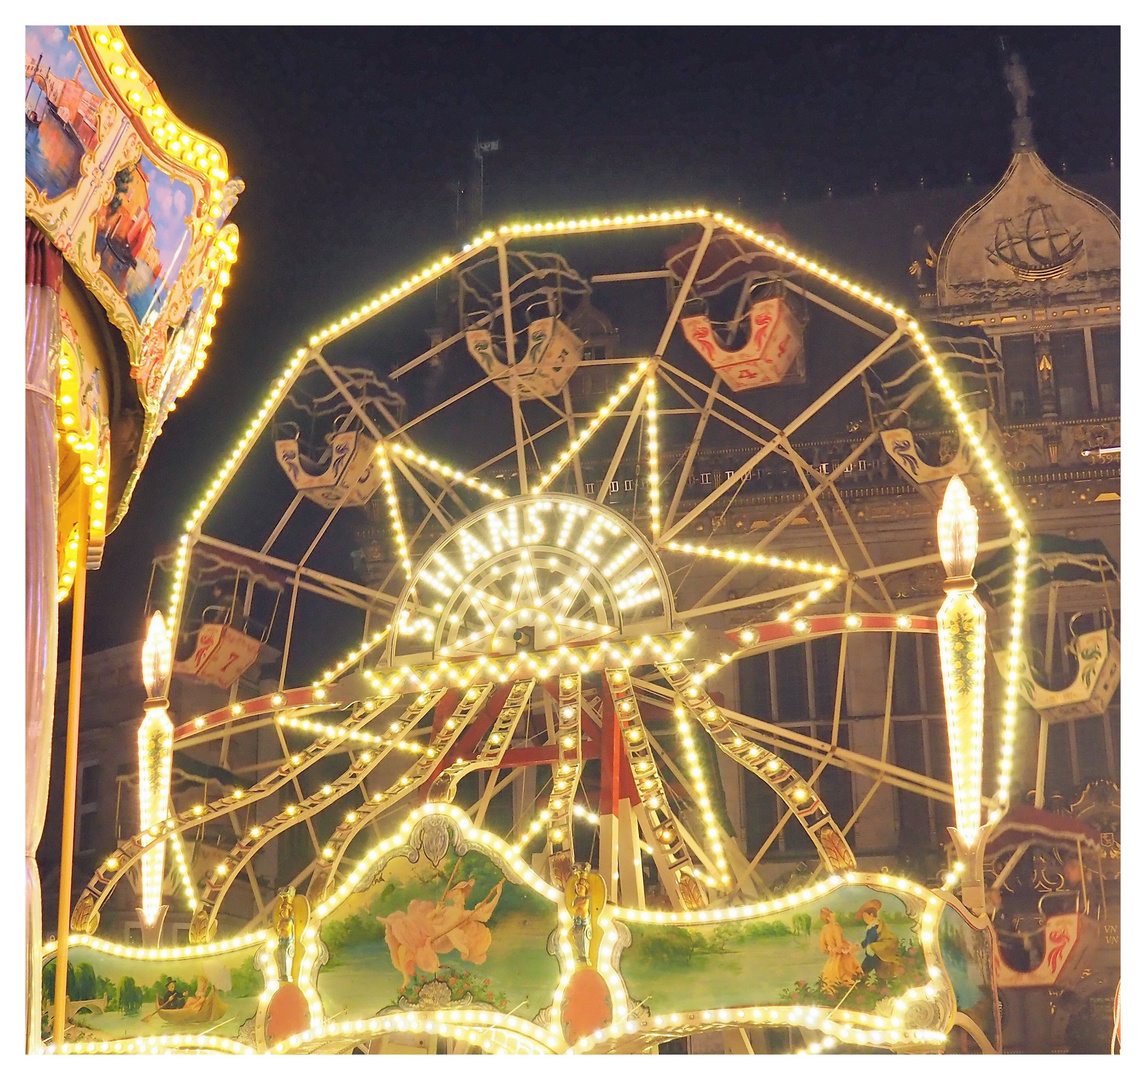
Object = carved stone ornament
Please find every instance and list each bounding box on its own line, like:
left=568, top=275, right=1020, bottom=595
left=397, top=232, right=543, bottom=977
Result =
left=410, top=813, right=454, bottom=868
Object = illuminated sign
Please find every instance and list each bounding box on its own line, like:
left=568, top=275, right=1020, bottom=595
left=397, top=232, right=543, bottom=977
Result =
left=391, top=495, right=673, bottom=662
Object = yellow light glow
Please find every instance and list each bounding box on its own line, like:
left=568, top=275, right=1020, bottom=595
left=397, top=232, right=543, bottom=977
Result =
left=937, top=476, right=979, bottom=579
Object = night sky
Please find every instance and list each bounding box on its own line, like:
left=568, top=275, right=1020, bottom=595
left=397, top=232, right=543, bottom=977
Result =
left=79, top=25, right=1120, bottom=653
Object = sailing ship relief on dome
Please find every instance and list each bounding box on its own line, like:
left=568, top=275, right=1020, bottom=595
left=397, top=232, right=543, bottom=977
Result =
left=936, top=151, right=1119, bottom=309
left=988, top=197, right=1083, bottom=281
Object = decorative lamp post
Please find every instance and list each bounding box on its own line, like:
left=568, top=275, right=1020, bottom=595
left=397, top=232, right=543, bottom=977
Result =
left=936, top=476, right=990, bottom=913
left=138, top=611, right=174, bottom=932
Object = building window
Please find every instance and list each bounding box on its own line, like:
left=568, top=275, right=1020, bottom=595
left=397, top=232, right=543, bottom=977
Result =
left=77, top=759, right=100, bottom=855
left=1090, top=326, right=1120, bottom=413
left=1048, top=329, right=1090, bottom=418
left=1001, top=335, right=1038, bottom=420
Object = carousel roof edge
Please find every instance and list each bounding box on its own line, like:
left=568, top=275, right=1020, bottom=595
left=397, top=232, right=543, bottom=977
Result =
left=26, top=24, right=242, bottom=533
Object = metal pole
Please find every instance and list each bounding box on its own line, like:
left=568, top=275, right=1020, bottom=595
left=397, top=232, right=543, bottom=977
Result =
left=660, top=327, right=904, bottom=542
left=53, top=498, right=88, bottom=1047
left=496, top=242, right=529, bottom=493
left=1034, top=717, right=1049, bottom=809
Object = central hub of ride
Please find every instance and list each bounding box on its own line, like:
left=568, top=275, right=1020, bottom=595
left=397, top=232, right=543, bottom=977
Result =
left=390, top=494, right=673, bottom=665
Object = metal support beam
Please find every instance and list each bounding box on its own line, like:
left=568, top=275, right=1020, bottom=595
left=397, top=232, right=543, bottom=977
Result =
left=661, top=328, right=904, bottom=542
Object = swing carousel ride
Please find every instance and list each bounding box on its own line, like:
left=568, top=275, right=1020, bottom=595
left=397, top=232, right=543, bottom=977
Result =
left=49, top=206, right=1109, bottom=1057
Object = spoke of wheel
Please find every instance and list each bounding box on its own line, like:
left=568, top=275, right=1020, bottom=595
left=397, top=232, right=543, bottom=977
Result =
left=72, top=694, right=399, bottom=930
left=686, top=377, right=937, bottom=609
left=315, top=685, right=493, bottom=900
left=605, top=668, right=694, bottom=906
left=202, top=696, right=415, bottom=923
left=545, top=674, right=582, bottom=864
left=560, top=385, right=586, bottom=495
left=429, top=679, right=534, bottom=802
left=496, top=242, right=529, bottom=493
left=658, top=662, right=856, bottom=874
left=663, top=370, right=720, bottom=534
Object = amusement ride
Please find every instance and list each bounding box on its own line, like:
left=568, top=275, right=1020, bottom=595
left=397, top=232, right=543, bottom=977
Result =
left=29, top=28, right=1120, bottom=1059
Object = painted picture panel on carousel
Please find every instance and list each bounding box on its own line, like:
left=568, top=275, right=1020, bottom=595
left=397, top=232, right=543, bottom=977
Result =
left=617, top=885, right=929, bottom=1017
left=938, top=904, right=999, bottom=1049
left=40, top=938, right=265, bottom=1047
left=25, top=26, right=103, bottom=201
left=313, top=823, right=562, bottom=1025
left=94, top=154, right=194, bottom=325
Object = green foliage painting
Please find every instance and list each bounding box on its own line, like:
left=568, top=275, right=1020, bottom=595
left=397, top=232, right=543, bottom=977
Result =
left=619, top=885, right=928, bottom=1017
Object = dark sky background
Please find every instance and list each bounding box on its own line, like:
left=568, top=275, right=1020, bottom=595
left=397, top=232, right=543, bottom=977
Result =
left=80, top=25, right=1120, bottom=653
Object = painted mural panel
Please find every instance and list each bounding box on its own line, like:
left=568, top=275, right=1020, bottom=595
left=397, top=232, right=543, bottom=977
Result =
left=938, top=904, right=999, bottom=1049
left=25, top=25, right=103, bottom=200
left=94, top=153, right=194, bottom=325
left=314, top=841, right=561, bottom=1024
left=618, top=885, right=929, bottom=1017
left=40, top=939, right=264, bottom=1046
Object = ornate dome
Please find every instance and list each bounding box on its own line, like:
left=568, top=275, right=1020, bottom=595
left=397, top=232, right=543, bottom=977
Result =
left=936, top=148, right=1119, bottom=313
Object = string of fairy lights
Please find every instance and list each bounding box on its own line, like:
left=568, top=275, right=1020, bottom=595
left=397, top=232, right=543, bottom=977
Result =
left=532, top=360, right=650, bottom=493
left=644, top=373, right=661, bottom=537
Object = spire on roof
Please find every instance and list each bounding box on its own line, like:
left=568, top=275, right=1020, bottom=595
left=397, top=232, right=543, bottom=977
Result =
left=1004, top=52, right=1036, bottom=153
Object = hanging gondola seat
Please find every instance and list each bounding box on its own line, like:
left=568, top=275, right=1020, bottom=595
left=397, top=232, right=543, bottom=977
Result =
left=994, top=902, right=1099, bottom=989
left=879, top=409, right=1003, bottom=487
left=680, top=296, right=804, bottom=391
left=994, top=627, right=1120, bottom=722
left=465, top=313, right=582, bottom=399
left=275, top=428, right=383, bottom=508
left=173, top=606, right=264, bottom=689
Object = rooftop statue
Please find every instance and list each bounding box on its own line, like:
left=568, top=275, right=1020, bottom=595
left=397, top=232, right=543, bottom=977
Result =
left=1004, top=52, right=1032, bottom=119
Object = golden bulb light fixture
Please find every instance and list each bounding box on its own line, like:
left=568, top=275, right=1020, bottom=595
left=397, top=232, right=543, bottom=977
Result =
left=137, top=612, right=174, bottom=926
left=935, top=477, right=990, bottom=913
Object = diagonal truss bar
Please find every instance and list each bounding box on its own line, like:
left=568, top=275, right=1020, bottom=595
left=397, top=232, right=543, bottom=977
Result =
left=195, top=533, right=398, bottom=608
left=429, top=679, right=535, bottom=801
left=532, top=361, right=650, bottom=493
left=685, top=377, right=937, bottom=612
left=71, top=693, right=399, bottom=934
left=388, top=451, right=456, bottom=531
left=200, top=694, right=422, bottom=925
left=595, top=371, right=653, bottom=505
left=378, top=446, right=413, bottom=581
left=545, top=674, right=583, bottom=864
left=657, top=662, right=857, bottom=875
left=604, top=668, right=696, bottom=888
left=659, top=327, right=904, bottom=543
left=386, top=442, right=507, bottom=501
left=311, top=685, right=495, bottom=901
left=663, top=369, right=720, bottom=533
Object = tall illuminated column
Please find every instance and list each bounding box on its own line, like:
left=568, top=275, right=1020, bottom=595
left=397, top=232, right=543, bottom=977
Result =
left=935, top=477, right=990, bottom=914
left=138, top=611, right=174, bottom=933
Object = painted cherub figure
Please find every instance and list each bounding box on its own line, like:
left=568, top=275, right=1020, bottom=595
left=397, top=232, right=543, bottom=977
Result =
left=380, top=861, right=505, bottom=987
